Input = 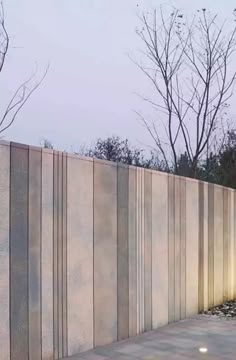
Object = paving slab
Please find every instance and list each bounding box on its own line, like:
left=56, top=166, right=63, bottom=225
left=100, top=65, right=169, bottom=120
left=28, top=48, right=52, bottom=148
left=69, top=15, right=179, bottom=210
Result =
left=63, top=315, right=236, bottom=359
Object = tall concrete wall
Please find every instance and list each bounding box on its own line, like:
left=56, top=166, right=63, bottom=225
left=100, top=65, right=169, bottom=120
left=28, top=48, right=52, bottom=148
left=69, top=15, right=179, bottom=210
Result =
left=0, top=141, right=236, bottom=359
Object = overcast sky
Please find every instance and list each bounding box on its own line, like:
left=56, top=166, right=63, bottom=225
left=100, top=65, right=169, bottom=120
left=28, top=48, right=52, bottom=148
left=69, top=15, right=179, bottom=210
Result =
left=1, top=0, right=236, bottom=151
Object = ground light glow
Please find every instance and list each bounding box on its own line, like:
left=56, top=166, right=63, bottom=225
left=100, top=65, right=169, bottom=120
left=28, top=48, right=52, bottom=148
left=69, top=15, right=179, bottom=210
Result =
left=199, top=347, right=208, bottom=353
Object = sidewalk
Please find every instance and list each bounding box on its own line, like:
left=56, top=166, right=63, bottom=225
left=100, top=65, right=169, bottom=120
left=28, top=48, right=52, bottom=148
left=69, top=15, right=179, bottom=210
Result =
left=63, top=315, right=236, bottom=359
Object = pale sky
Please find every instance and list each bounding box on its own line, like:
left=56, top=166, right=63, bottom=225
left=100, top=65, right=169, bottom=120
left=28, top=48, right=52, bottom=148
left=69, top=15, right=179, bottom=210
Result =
left=1, top=0, right=236, bottom=151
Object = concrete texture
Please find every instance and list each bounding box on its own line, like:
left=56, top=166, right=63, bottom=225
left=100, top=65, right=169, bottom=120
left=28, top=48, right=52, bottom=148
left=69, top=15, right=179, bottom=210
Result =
left=58, top=151, right=63, bottom=359
left=214, top=186, right=224, bottom=306
left=67, top=156, right=94, bottom=355
left=41, top=149, right=54, bottom=360
left=10, top=143, right=29, bottom=360
left=180, top=177, right=186, bottom=319
left=223, top=189, right=230, bottom=302
left=174, top=176, right=181, bottom=322
left=208, top=183, right=215, bottom=309
left=144, top=171, right=152, bottom=332
left=203, top=183, right=209, bottom=311
left=53, top=151, right=59, bottom=360
left=128, top=167, right=137, bottom=337
left=186, top=180, right=199, bottom=317
left=94, top=160, right=118, bottom=347
left=234, top=192, right=236, bottom=300
left=62, top=316, right=236, bottom=360
left=117, top=165, right=129, bottom=341
left=0, top=141, right=10, bottom=360
left=230, top=190, right=235, bottom=300
left=28, top=147, right=42, bottom=360
left=151, top=172, right=168, bottom=329
left=168, top=175, right=175, bottom=323
left=62, top=152, right=68, bottom=357
left=136, top=168, right=145, bottom=334
left=198, top=182, right=208, bottom=313
left=1, top=141, right=236, bottom=360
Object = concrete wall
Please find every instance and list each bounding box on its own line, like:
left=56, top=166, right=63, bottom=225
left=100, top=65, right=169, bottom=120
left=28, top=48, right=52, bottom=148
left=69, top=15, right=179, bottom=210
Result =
left=0, top=141, right=236, bottom=359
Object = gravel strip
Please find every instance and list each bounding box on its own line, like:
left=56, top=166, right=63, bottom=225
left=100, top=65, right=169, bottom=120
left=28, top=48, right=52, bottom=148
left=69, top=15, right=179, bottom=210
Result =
left=200, top=300, right=236, bottom=318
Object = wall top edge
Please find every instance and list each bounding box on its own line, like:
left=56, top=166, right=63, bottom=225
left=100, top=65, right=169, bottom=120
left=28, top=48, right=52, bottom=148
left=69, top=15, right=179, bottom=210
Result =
left=94, top=158, right=118, bottom=167
left=42, top=148, right=54, bottom=154
left=67, top=153, right=93, bottom=162
left=29, top=145, right=43, bottom=153
left=117, top=162, right=130, bottom=170
left=11, top=142, right=29, bottom=150
left=0, top=139, right=10, bottom=146
left=1, top=139, right=235, bottom=192
left=210, top=182, right=235, bottom=192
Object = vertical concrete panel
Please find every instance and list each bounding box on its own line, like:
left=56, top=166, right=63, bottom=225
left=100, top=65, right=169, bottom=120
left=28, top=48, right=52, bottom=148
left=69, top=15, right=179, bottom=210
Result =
left=0, top=142, right=10, bottom=360
left=10, top=143, right=29, bottom=360
left=235, top=192, right=236, bottom=299
left=223, top=188, right=229, bottom=302
left=141, top=169, right=145, bottom=333
left=67, top=156, right=93, bottom=354
left=128, top=167, right=137, bottom=337
left=152, top=172, right=168, bottom=328
left=203, top=183, right=209, bottom=311
left=229, top=190, right=234, bottom=300
left=174, top=177, right=181, bottom=321
left=180, top=178, right=186, bottom=319
left=214, top=186, right=223, bottom=306
left=208, top=184, right=214, bottom=308
left=94, top=160, right=117, bottom=346
left=198, top=182, right=204, bottom=312
left=28, top=147, right=42, bottom=360
left=62, top=153, right=68, bottom=357
left=186, top=180, right=199, bottom=317
left=41, top=150, right=54, bottom=360
left=168, top=175, right=175, bottom=323
left=144, top=171, right=152, bottom=332
left=53, top=152, right=59, bottom=359
left=117, top=165, right=129, bottom=341
left=58, top=152, right=63, bottom=359
left=198, top=182, right=209, bottom=311
left=136, top=169, right=140, bottom=333
left=136, top=168, right=145, bottom=334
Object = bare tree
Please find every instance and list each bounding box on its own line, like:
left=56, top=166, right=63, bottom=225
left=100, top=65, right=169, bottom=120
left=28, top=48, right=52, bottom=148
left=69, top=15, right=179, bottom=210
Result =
left=0, top=2, right=48, bottom=135
left=134, top=6, right=236, bottom=176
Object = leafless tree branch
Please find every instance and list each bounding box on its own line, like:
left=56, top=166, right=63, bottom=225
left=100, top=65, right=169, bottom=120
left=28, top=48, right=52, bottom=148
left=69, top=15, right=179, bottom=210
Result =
left=0, top=2, right=48, bottom=135
left=135, top=6, right=236, bottom=176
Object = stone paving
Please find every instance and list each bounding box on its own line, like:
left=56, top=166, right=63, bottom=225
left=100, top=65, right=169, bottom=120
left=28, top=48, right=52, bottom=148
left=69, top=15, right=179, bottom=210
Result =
left=63, top=315, right=236, bottom=359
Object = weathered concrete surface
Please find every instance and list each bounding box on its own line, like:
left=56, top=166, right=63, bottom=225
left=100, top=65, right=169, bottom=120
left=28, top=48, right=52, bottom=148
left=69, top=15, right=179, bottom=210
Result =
left=152, top=172, right=168, bottom=329
left=10, top=143, right=29, bottom=360
left=186, top=180, right=199, bottom=317
left=168, top=175, right=175, bottom=323
left=94, top=160, right=118, bottom=347
left=1, top=141, right=236, bottom=360
left=117, top=165, right=129, bottom=341
left=144, top=171, right=152, bottom=332
left=214, top=186, right=224, bottom=306
left=28, top=147, right=42, bottom=360
left=180, top=177, right=186, bottom=319
left=0, top=142, right=10, bottom=360
left=41, top=149, right=54, bottom=360
left=128, top=166, right=137, bottom=337
left=67, top=156, right=94, bottom=355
